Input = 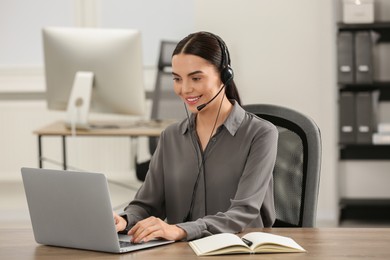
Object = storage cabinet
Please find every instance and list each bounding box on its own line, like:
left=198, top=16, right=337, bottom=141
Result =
left=337, top=22, right=390, bottom=223
left=338, top=22, right=390, bottom=157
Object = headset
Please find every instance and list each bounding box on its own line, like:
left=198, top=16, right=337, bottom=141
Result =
left=210, top=32, right=234, bottom=86
left=196, top=33, right=234, bottom=112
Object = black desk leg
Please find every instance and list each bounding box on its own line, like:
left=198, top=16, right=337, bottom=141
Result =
left=38, top=135, right=42, bottom=168
left=62, top=136, right=67, bottom=170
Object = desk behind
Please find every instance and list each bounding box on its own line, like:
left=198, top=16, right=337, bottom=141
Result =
left=33, top=120, right=173, bottom=137
left=1, top=228, right=390, bottom=259
left=33, top=120, right=173, bottom=170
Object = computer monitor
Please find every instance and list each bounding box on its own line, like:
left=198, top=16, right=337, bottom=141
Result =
left=42, top=27, right=146, bottom=129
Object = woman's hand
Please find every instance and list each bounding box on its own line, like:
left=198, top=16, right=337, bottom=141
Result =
left=113, top=211, right=127, bottom=232
left=128, top=216, right=187, bottom=243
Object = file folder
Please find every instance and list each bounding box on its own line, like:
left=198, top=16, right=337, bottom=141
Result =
left=355, top=91, right=379, bottom=144
left=337, top=31, right=354, bottom=84
left=339, top=92, right=356, bottom=144
left=354, top=31, right=375, bottom=84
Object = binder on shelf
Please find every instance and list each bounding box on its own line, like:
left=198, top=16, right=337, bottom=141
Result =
left=355, top=90, right=379, bottom=144
left=373, top=133, right=390, bottom=145
left=339, top=91, right=356, bottom=144
left=354, top=31, right=376, bottom=84
left=337, top=31, right=354, bottom=84
left=378, top=123, right=390, bottom=133
left=373, top=43, right=390, bottom=82
left=373, top=122, right=390, bottom=144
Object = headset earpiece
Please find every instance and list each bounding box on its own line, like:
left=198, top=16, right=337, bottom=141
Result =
left=221, top=65, right=234, bottom=85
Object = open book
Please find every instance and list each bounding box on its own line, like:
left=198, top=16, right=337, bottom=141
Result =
left=189, top=232, right=306, bottom=256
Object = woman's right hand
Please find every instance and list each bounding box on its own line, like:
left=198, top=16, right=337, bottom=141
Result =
left=113, top=211, right=127, bottom=232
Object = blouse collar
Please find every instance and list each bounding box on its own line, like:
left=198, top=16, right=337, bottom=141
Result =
left=180, top=100, right=245, bottom=137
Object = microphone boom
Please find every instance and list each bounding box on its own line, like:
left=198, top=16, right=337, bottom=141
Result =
left=196, top=85, right=225, bottom=111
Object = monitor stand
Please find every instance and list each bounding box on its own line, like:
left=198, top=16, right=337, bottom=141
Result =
left=65, top=71, right=94, bottom=130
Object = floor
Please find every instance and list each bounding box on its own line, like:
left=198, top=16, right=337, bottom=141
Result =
left=1, top=180, right=389, bottom=229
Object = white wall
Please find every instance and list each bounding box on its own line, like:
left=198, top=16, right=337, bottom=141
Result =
left=0, top=0, right=75, bottom=66
left=99, top=0, right=194, bottom=66
left=194, top=0, right=338, bottom=225
left=0, top=0, right=194, bottom=69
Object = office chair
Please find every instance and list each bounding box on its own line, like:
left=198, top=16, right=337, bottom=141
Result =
left=135, top=41, right=185, bottom=181
left=243, top=104, right=321, bottom=227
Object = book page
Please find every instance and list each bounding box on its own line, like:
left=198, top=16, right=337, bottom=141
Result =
left=189, top=233, right=249, bottom=256
left=242, top=232, right=306, bottom=252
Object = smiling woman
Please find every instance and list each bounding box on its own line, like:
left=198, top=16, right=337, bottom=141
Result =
left=114, top=31, right=278, bottom=243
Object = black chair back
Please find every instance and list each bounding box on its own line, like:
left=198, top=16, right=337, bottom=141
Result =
left=243, top=104, right=321, bottom=227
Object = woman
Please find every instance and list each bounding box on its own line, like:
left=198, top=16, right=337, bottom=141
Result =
left=114, top=32, right=278, bottom=242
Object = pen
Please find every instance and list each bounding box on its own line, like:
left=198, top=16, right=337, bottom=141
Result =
left=242, top=238, right=253, bottom=247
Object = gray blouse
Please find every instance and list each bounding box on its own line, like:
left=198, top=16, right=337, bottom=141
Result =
left=122, top=102, right=278, bottom=241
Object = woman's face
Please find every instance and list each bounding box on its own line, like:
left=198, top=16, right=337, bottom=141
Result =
left=172, top=53, right=222, bottom=113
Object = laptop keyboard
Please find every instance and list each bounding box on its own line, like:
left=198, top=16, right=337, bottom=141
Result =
left=119, top=241, right=136, bottom=248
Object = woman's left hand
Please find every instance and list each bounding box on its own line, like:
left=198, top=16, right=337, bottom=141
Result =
left=128, top=216, right=187, bottom=243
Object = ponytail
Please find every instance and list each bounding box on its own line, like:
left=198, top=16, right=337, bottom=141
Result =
left=226, top=80, right=241, bottom=105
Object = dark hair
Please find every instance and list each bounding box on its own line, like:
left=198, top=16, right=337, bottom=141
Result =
left=172, top=31, right=241, bottom=105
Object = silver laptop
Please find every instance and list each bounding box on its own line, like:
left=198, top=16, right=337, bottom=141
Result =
left=21, top=167, right=174, bottom=253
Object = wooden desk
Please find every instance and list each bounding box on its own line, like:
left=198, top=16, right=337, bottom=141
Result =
left=33, top=120, right=172, bottom=170
left=1, top=228, right=390, bottom=259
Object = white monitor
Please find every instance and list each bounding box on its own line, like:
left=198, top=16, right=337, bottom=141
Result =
left=42, top=27, right=146, bottom=129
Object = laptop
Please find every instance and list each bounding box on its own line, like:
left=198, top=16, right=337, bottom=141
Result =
left=21, top=167, right=174, bottom=253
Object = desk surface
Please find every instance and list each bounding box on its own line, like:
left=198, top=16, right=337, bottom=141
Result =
left=2, top=228, right=390, bottom=259
left=33, top=120, right=175, bottom=137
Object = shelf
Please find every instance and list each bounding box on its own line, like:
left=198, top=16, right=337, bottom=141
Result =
left=340, top=81, right=390, bottom=87
left=340, top=144, right=390, bottom=160
left=339, top=83, right=390, bottom=101
left=338, top=21, right=390, bottom=30
left=340, top=198, right=390, bottom=221
left=338, top=22, right=390, bottom=42
left=340, top=198, right=390, bottom=206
